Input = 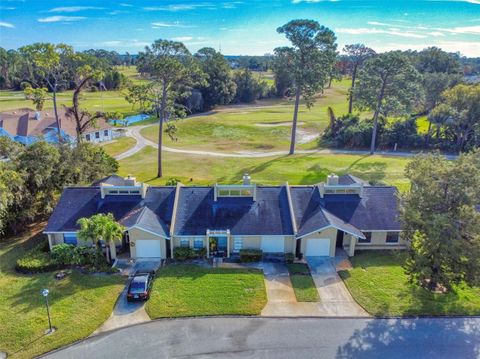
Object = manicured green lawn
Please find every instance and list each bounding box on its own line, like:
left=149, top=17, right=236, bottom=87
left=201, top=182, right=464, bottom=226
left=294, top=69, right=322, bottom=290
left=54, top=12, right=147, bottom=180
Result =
left=339, top=251, right=480, bottom=317
left=0, top=89, right=134, bottom=116
left=145, top=264, right=267, bottom=318
left=140, top=79, right=353, bottom=152
left=101, top=136, right=136, bottom=157
left=0, top=226, right=125, bottom=358
left=287, top=263, right=319, bottom=302
left=118, top=146, right=411, bottom=191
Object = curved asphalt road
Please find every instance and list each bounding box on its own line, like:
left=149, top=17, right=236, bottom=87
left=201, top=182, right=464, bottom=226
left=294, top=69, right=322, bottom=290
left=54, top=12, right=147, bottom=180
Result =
left=43, top=317, right=480, bottom=359
left=114, top=125, right=459, bottom=161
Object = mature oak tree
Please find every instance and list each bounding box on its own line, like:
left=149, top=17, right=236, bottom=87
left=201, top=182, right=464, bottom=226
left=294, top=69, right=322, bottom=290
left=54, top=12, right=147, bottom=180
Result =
left=276, top=19, right=337, bottom=155
left=353, top=51, right=421, bottom=154
left=401, top=150, right=480, bottom=291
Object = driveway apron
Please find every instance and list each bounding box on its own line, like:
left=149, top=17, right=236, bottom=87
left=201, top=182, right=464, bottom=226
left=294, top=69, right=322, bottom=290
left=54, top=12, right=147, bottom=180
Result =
left=307, top=257, right=369, bottom=317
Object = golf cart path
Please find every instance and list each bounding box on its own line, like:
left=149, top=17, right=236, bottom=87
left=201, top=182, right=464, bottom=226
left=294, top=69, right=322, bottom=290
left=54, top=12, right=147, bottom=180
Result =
left=115, top=124, right=459, bottom=160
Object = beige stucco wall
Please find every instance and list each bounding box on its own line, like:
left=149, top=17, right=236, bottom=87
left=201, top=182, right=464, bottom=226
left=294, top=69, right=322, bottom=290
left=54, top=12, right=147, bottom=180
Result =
left=299, top=227, right=337, bottom=257
left=355, top=231, right=407, bottom=250
left=47, top=232, right=92, bottom=249
left=128, top=227, right=167, bottom=259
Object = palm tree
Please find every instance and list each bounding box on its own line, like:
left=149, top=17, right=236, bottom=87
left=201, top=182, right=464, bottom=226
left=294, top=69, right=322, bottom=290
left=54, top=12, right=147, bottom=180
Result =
left=77, top=213, right=125, bottom=264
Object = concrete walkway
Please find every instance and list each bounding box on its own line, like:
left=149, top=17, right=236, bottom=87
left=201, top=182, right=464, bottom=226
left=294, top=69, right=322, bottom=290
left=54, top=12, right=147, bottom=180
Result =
left=114, top=123, right=459, bottom=161
left=307, top=256, right=369, bottom=317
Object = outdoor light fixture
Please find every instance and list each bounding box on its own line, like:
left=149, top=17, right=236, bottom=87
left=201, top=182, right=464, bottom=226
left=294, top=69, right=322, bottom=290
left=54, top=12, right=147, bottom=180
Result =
left=41, top=288, right=55, bottom=334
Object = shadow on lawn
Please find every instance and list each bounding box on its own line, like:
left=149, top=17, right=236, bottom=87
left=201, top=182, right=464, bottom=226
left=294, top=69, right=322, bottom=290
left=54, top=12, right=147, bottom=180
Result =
left=335, top=318, right=480, bottom=359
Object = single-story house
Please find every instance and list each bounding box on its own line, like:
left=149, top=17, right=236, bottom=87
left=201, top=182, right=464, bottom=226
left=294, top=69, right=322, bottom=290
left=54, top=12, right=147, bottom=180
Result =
left=44, top=173, right=405, bottom=261
left=0, top=108, right=116, bottom=145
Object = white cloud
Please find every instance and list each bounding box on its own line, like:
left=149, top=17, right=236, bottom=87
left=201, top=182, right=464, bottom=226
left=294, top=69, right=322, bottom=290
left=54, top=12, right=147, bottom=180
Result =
left=151, top=21, right=196, bottom=28
left=100, top=40, right=150, bottom=48
left=336, top=27, right=427, bottom=38
left=38, top=16, right=86, bottom=23
left=428, top=31, right=445, bottom=36
left=437, top=25, right=480, bottom=34
left=49, top=6, right=103, bottom=13
left=144, top=3, right=215, bottom=11
left=371, top=40, right=480, bottom=57
left=173, top=36, right=194, bottom=41
left=0, top=21, right=15, bottom=28
left=119, top=3, right=133, bottom=7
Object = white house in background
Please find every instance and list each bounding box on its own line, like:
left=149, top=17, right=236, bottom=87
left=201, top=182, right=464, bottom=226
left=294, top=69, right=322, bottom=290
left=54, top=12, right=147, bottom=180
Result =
left=0, top=108, right=117, bottom=145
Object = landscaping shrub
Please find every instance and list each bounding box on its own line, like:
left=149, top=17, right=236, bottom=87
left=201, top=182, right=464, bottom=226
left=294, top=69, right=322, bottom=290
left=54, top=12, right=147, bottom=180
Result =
left=16, top=242, right=110, bottom=273
left=239, top=249, right=263, bottom=262
left=174, top=247, right=193, bottom=260
left=51, top=244, right=76, bottom=265
left=16, top=242, right=59, bottom=273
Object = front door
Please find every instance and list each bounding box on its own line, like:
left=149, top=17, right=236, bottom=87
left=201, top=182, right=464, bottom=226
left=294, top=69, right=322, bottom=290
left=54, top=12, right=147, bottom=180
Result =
left=209, top=236, right=228, bottom=257
left=336, top=230, right=344, bottom=248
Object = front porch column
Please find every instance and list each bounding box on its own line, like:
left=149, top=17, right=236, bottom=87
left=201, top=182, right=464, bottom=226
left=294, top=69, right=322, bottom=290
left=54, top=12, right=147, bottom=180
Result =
left=170, top=236, right=174, bottom=259
left=206, top=230, right=210, bottom=258
left=226, top=230, right=230, bottom=258
left=47, top=234, right=53, bottom=251
left=348, top=236, right=356, bottom=257
left=109, top=240, right=117, bottom=261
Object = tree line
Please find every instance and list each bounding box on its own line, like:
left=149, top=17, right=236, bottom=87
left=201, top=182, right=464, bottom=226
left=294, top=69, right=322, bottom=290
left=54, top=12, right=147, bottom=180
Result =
left=0, top=137, right=118, bottom=236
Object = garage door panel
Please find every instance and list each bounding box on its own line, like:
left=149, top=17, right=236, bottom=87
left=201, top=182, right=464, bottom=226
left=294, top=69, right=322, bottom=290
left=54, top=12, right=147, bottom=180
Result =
left=136, top=239, right=162, bottom=258
left=305, top=238, right=330, bottom=257
left=261, top=236, right=285, bottom=253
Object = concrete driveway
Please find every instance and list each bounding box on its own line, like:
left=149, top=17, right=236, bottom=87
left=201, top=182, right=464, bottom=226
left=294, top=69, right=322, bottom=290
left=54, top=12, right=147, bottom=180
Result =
left=307, top=256, right=369, bottom=317
left=93, top=286, right=150, bottom=334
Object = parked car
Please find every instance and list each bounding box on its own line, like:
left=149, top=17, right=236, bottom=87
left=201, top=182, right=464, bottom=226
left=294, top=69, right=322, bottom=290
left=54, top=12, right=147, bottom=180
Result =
left=127, top=271, right=154, bottom=302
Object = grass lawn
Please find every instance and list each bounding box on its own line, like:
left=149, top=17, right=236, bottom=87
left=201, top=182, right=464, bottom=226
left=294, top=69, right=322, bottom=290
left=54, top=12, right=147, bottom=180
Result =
left=101, top=136, right=136, bottom=157
left=118, top=146, right=411, bottom=191
left=0, top=89, right=135, bottom=116
left=145, top=264, right=267, bottom=318
left=0, top=225, right=125, bottom=358
left=287, top=263, right=319, bottom=302
left=339, top=251, right=480, bottom=317
left=140, top=79, right=353, bottom=152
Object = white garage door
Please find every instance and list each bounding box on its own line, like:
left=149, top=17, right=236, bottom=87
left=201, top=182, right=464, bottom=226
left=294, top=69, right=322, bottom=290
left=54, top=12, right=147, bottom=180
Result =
left=261, top=236, right=285, bottom=253
left=136, top=239, right=161, bottom=258
left=305, top=238, right=330, bottom=257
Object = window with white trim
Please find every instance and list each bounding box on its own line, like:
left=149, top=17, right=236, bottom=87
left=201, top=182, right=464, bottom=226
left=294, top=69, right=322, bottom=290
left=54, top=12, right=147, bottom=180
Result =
left=359, top=232, right=372, bottom=243
left=194, top=238, right=203, bottom=249
left=64, top=233, right=78, bottom=245
left=386, top=232, right=399, bottom=243
left=180, top=239, right=189, bottom=248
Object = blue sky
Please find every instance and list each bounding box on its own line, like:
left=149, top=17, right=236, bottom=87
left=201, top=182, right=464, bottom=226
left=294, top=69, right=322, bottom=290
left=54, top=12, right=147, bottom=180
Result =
left=1, top=0, right=479, bottom=56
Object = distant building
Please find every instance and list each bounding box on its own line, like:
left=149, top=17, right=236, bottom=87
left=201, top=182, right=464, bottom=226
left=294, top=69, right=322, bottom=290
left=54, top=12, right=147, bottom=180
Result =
left=0, top=108, right=116, bottom=145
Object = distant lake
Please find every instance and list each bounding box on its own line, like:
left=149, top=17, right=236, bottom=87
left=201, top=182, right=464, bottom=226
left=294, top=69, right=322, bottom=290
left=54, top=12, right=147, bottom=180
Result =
left=110, top=114, right=149, bottom=126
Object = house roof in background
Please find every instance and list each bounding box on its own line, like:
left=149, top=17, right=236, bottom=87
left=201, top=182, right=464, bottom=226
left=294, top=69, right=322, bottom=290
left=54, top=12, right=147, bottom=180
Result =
left=91, top=174, right=128, bottom=187
left=0, top=108, right=112, bottom=138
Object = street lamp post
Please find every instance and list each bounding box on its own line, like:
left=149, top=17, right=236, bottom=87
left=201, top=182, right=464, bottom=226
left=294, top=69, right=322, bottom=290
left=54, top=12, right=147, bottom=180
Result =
left=42, top=288, right=54, bottom=334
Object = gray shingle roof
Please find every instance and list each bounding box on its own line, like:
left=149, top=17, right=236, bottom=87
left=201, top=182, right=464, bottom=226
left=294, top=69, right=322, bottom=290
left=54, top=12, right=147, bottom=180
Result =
left=320, top=187, right=401, bottom=231
left=91, top=174, right=127, bottom=187
left=46, top=175, right=401, bottom=238
left=173, top=186, right=294, bottom=236
left=289, top=186, right=365, bottom=238
left=45, top=187, right=176, bottom=237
